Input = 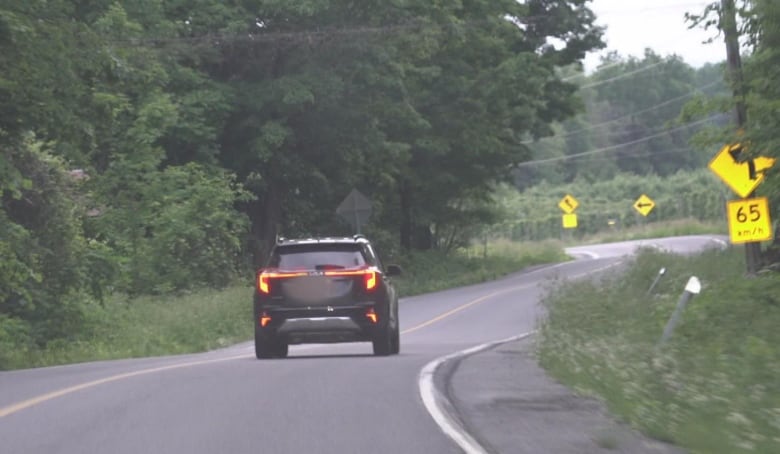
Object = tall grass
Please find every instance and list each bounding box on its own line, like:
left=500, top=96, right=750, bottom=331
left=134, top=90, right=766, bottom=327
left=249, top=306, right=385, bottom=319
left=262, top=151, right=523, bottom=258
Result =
left=2, top=286, right=253, bottom=369
left=393, top=239, right=568, bottom=296
left=538, top=246, right=780, bottom=453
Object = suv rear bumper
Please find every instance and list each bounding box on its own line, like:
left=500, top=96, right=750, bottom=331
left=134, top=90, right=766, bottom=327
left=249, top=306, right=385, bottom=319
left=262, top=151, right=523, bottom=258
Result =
left=256, top=304, right=384, bottom=344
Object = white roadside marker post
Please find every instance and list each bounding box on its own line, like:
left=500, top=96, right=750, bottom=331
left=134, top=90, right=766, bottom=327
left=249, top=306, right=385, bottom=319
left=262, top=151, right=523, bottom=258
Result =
left=658, top=276, right=701, bottom=346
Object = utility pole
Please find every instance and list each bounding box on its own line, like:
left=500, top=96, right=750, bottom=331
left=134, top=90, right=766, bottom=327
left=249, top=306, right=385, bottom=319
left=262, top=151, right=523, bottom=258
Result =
left=721, top=0, right=762, bottom=273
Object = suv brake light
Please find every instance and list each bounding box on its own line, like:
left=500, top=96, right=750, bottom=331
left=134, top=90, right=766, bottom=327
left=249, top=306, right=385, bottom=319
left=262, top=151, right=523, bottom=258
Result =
left=256, top=270, right=308, bottom=294
left=256, top=268, right=379, bottom=294
left=321, top=268, right=378, bottom=292
left=364, top=271, right=377, bottom=291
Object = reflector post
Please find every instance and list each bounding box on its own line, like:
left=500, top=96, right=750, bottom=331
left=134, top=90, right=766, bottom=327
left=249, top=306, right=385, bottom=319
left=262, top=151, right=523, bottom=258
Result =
left=365, top=307, right=378, bottom=324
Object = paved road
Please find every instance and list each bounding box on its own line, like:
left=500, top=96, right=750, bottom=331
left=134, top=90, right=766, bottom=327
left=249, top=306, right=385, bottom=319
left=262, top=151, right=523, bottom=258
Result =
left=0, top=236, right=724, bottom=454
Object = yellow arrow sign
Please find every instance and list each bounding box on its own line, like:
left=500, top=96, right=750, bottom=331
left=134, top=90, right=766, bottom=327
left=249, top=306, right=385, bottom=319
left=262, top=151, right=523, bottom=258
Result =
left=633, top=194, right=655, bottom=217
left=726, top=197, right=773, bottom=244
left=558, top=194, right=579, bottom=214
left=709, top=144, right=776, bottom=198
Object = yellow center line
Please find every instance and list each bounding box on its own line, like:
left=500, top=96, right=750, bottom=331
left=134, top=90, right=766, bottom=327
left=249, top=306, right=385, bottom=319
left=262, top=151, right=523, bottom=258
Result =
left=1, top=280, right=542, bottom=419
left=401, top=283, right=532, bottom=335
left=0, top=354, right=250, bottom=418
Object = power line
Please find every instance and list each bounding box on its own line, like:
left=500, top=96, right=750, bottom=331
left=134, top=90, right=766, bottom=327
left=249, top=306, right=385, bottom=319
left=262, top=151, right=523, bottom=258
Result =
left=96, top=14, right=563, bottom=48
left=562, top=60, right=625, bottom=81
left=515, top=113, right=725, bottom=167
left=549, top=146, right=707, bottom=166
left=524, top=80, right=722, bottom=144
left=579, top=60, right=666, bottom=89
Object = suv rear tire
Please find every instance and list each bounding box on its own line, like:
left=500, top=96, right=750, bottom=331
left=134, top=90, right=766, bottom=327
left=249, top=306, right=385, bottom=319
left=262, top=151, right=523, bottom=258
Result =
left=255, top=331, right=287, bottom=359
left=275, top=341, right=289, bottom=358
left=372, top=324, right=393, bottom=356
left=390, top=323, right=400, bottom=354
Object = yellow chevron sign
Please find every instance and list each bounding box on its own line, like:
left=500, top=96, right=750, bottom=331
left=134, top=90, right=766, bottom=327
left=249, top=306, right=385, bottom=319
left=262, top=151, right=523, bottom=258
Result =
left=709, top=144, right=775, bottom=198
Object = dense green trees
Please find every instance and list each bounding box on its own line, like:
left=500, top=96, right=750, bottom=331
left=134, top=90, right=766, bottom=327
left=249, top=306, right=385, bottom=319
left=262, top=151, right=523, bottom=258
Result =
left=1, top=1, right=605, bottom=348
left=515, top=50, right=730, bottom=189
left=741, top=1, right=780, bottom=204
left=682, top=0, right=780, bottom=259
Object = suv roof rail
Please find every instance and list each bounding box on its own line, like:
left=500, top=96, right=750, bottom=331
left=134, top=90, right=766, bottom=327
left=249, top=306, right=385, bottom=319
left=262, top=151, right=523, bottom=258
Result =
left=353, top=234, right=366, bottom=240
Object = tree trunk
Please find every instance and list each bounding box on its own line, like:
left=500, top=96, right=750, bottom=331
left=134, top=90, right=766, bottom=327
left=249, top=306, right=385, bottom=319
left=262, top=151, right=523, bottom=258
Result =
left=399, top=179, right=412, bottom=250
left=249, top=183, right=281, bottom=267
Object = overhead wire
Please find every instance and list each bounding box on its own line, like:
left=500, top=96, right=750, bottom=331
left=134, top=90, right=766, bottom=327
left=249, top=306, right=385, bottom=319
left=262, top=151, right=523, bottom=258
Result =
left=515, top=114, right=726, bottom=168
left=579, top=60, right=666, bottom=89
left=92, top=3, right=710, bottom=49
left=523, top=80, right=722, bottom=144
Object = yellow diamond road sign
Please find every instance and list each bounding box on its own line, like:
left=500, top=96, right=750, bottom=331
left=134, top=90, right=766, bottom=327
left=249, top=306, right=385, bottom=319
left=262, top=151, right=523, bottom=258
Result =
left=726, top=197, right=773, bottom=244
left=558, top=194, right=579, bottom=214
left=709, top=143, right=776, bottom=198
left=633, top=194, right=655, bottom=217
left=562, top=213, right=578, bottom=229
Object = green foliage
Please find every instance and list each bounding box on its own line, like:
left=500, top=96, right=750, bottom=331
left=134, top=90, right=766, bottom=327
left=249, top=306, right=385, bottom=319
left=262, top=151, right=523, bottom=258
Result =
left=0, top=139, right=100, bottom=345
left=0, top=0, right=604, bottom=357
left=92, top=164, right=252, bottom=294
left=393, top=239, right=568, bottom=296
left=519, top=52, right=729, bottom=188
left=497, top=170, right=729, bottom=241
left=742, top=0, right=780, bottom=222
left=684, top=0, right=780, bottom=246
left=539, top=247, right=780, bottom=453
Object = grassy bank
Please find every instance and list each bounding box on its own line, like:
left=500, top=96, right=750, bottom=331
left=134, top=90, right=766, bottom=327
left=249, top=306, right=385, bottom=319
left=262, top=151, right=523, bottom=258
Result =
left=0, top=239, right=567, bottom=370
left=538, top=246, right=780, bottom=453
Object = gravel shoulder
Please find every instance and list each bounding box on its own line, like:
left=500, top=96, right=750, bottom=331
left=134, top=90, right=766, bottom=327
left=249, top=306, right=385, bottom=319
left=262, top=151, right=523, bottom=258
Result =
left=445, top=336, right=685, bottom=454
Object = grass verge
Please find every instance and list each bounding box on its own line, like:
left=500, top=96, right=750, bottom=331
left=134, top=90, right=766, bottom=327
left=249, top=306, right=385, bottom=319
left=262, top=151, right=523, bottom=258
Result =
left=538, top=246, right=780, bottom=454
left=0, top=239, right=567, bottom=370
left=393, top=239, right=568, bottom=296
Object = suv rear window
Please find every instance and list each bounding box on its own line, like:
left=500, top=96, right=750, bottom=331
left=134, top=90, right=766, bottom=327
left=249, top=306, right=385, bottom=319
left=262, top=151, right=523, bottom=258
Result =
left=269, top=244, right=367, bottom=270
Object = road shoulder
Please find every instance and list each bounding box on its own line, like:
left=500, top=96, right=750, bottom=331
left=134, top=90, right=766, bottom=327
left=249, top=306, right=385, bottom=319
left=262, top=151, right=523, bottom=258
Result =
left=444, top=336, right=684, bottom=454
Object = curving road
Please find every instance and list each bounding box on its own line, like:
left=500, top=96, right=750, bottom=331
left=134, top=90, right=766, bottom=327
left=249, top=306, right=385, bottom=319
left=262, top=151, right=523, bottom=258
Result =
left=0, top=236, right=725, bottom=454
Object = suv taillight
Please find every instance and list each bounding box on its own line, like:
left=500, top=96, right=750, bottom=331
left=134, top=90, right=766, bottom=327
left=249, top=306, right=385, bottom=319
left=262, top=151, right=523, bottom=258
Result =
left=256, top=268, right=379, bottom=294
left=364, top=270, right=377, bottom=291
left=256, top=270, right=308, bottom=294
left=257, top=273, right=270, bottom=294
left=322, top=268, right=378, bottom=292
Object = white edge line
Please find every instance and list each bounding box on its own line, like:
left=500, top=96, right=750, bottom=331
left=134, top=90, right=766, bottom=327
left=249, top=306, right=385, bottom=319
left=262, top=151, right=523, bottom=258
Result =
left=418, top=332, right=534, bottom=454
left=566, top=250, right=600, bottom=259
left=417, top=257, right=626, bottom=453
left=709, top=237, right=728, bottom=248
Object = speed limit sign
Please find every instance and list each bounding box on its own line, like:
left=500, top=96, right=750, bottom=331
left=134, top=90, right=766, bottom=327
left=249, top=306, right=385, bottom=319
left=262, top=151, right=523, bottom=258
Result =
left=726, top=197, right=773, bottom=244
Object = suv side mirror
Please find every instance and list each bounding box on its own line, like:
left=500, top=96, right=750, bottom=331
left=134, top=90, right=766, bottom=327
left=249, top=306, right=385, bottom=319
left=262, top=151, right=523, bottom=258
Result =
left=385, top=264, right=402, bottom=277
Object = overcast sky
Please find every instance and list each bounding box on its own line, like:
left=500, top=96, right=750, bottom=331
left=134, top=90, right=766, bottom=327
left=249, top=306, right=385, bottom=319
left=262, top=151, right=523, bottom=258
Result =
left=584, top=0, right=726, bottom=71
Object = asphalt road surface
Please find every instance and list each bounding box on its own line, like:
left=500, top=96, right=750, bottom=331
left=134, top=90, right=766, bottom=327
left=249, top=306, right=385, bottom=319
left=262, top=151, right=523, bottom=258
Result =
left=0, top=236, right=725, bottom=454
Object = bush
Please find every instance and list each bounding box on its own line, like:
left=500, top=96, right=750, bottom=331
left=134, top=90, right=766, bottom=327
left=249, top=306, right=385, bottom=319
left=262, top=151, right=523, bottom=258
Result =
left=539, top=247, right=780, bottom=453
left=92, top=163, right=252, bottom=294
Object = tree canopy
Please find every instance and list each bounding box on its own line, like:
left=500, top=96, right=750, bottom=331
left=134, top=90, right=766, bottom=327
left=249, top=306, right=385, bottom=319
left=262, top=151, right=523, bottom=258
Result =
left=1, top=0, right=604, bottom=347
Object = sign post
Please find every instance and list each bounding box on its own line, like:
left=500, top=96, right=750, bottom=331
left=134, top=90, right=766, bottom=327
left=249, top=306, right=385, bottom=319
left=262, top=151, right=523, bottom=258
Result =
left=336, top=189, right=372, bottom=234
left=558, top=194, right=579, bottom=231
left=708, top=142, right=776, bottom=273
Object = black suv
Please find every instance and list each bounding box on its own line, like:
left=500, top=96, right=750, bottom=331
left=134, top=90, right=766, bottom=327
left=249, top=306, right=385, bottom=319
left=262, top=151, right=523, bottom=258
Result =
left=253, top=235, right=402, bottom=359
